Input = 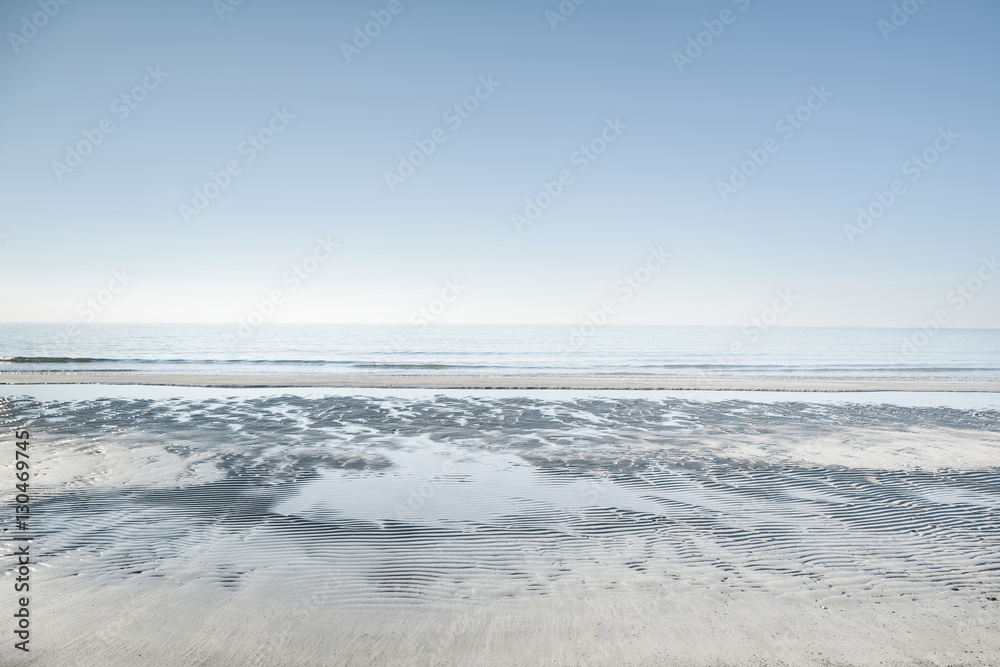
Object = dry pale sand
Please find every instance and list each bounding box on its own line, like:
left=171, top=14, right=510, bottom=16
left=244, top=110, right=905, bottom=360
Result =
left=29, top=574, right=1000, bottom=666
left=3, top=372, right=1000, bottom=392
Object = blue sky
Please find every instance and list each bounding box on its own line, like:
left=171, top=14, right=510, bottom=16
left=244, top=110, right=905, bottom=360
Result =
left=1, top=0, right=998, bottom=326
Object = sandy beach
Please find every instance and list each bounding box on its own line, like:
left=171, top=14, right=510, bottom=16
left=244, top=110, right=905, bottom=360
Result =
left=3, top=389, right=999, bottom=665
left=3, top=372, right=1000, bottom=392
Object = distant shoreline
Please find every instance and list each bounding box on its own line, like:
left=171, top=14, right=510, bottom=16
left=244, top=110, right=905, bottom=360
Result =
left=2, top=373, right=1000, bottom=392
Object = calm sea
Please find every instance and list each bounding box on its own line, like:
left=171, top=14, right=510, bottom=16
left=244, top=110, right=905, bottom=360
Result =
left=1, top=323, right=999, bottom=381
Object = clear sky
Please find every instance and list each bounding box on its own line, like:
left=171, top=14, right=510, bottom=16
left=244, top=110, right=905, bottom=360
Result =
left=1, top=0, right=998, bottom=327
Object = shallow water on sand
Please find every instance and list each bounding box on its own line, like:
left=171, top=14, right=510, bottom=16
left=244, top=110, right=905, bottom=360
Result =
left=4, top=392, right=1000, bottom=617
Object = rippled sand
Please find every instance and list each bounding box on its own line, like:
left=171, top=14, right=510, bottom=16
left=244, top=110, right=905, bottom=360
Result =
left=2, top=393, right=1000, bottom=665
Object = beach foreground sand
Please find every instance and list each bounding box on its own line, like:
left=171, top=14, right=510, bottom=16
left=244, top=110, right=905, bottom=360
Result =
left=3, top=372, right=1000, bottom=392
left=30, top=576, right=1000, bottom=666
left=3, top=391, right=999, bottom=666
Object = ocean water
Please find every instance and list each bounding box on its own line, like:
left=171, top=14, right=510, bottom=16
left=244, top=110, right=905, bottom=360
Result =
left=1, top=323, right=999, bottom=381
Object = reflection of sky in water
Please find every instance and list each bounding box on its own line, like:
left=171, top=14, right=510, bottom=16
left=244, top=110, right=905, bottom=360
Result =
left=274, top=445, right=665, bottom=524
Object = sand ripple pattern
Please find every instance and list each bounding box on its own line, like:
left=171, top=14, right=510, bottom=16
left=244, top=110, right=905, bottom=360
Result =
left=2, top=394, right=999, bottom=610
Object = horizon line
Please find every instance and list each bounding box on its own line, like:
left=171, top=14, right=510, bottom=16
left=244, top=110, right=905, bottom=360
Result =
left=1, top=322, right=998, bottom=332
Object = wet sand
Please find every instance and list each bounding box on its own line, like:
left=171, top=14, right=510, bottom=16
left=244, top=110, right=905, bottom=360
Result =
left=3, top=372, right=1000, bottom=392
left=3, top=392, right=1000, bottom=665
